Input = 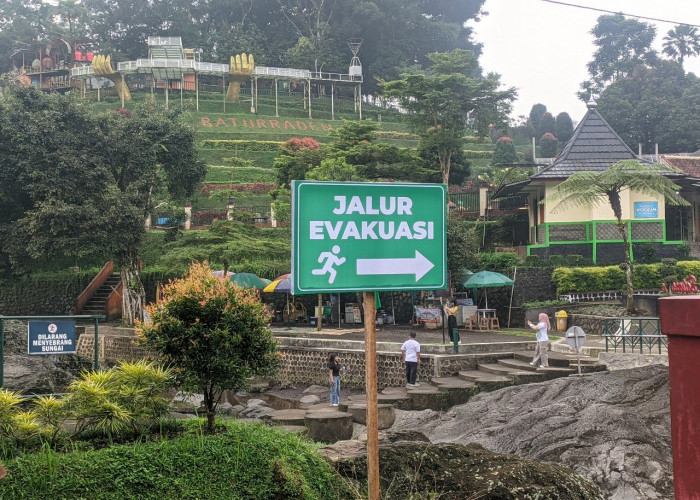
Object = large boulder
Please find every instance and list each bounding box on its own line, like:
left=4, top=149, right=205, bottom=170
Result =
left=4, top=355, right=92, bottom=394
left=415, top=364, right=672, bottom=500
left=324, top=433, right=604, bottom=499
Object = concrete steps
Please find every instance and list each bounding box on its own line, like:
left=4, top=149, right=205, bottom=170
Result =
left=266, top=347, right=607, bottom=442
left=82, top=275, right=121, bottom=315
left=458, top=370, right=514, bottom=391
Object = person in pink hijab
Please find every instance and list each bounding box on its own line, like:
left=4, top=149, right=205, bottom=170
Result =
left=527, top=312, right=551, bottom=368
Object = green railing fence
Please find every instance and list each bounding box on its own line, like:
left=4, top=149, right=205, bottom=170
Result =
left=602, top=317, right=666, bottom=354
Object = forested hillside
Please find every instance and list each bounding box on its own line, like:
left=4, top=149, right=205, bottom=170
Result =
left=0, top=0, right=487, bottom=96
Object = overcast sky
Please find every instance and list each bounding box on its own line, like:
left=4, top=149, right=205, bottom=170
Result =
left=469, top=0, right=700, bottom=122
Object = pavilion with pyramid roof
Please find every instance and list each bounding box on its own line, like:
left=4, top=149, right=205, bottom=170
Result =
left=494, top=99, right=692, bottom=264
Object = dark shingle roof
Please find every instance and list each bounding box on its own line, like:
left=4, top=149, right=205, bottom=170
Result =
left=531, top=102, right=650, bottom=180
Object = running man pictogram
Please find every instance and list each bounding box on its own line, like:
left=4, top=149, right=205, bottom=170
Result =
left=312, top=245, right=346, bottom=284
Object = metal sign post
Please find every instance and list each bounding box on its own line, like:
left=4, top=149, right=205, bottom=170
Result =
left=363, top=291, right=379, bottom=499
left=0, top=315, right=105, bottom=387
left=565, top=326, right=586, bottom=376
left=291, top=181, right=447, bottom=500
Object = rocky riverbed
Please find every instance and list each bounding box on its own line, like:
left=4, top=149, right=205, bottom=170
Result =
left=322, top=363, right=672, bottom=499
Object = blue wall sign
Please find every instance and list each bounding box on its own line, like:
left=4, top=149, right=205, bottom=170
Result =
left=634, top=201, right=658, bottom=219
left=28, top=320, right=77, bottom=354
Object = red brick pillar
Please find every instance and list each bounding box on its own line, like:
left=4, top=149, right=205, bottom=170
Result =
left=659, top=295, right=700, bottom=499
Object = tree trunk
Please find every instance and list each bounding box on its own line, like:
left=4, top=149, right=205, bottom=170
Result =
left=439, top=149, right=452, bottom=187
left=204, top=382, right=217, bottom=434
left=616, top=221, right=635, bottom=314
left=119, top=252, right=145, bottom=325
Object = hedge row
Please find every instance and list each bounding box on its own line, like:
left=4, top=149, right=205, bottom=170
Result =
left=374, top=130, right=420, bottom=140
left=0, top=271, right=97, bottom=316
left=200, top=139, right=283, bottom=151
left=198, top=150, right=279, bottom=170
left=551, top=261, right=700, bottom=294
left=0, top=421, right=353, bottom=500
left=206, top=165, right=275, bottom=184
left=463, top=150, right=495, bottom=159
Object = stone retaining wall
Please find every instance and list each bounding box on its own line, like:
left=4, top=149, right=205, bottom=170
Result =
left=278, top=347, right=434, bottom=389
left=76, top=334, right=154, bottom=364
left=65, top=333, right=524, bottom=390
left=568, top=314, right=611, bottom=336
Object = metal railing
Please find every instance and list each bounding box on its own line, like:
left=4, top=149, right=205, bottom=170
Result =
left=448, top=191, right=479, bottom=212
left=559, top=289, right=659, bottom=303
left=602, top=317, right=667, bottom=354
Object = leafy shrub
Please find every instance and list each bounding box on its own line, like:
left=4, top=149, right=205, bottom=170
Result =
left=549, top=262, right=700, bottom=293
left=633, top=264, right=661, bottom=289
left=677, top=242, right=692, bottom=260
left=551, top=266, right=625, bottom=294
left=548, top=255, right=564, bottom=268
left=491, top=136, right=518, bottom=165
left=540, top=132, right=559, bottom=157
left=478, top=252, right=523, bottom=271
left=67, top=361, right=172, bottom=440
left=565, top=254, right=588, bottom=267
left=281, top=137, right=321, bottom=152
left=676, top=261, right=700, bottom=281
left=635, top=242, right=657, bottom=264
left=0, top=421, right=354, bottom=500
left=137, top=262, right=280, bottom=432
left=521, top=299, right=570, bottom=308
left=524, top=255, right=543, bottom=268
left=0, top=389, right=22, bottom=439
left=0, top=361, right=173, bottom=457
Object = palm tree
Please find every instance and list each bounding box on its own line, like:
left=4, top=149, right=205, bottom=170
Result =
left=663, top=25, right=700, bottom=69
left=546, top=160, right=689, bottom=313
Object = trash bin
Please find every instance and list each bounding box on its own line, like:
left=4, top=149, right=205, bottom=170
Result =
left=555, top=310, right=568, bottom=332
left=309, top=316, right=318, bottom=327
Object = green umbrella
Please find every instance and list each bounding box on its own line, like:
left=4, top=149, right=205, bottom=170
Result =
left=462, top=271, right=514, bottom=309
left=230, top=272, right=267, bottom=289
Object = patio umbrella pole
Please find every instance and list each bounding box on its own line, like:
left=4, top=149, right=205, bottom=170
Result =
left=507, top=266, right=517, bottom=328
left=286, top=293, right=290, bottom=329
left=338, top=293, right=341, bottom=329
left=317, top=294, right=322, bottom=331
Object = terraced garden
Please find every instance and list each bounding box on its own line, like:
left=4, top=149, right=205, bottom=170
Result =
left=88, top=90, right=535, bottom=220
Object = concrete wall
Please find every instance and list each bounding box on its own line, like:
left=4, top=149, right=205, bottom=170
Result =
left=543, top=183, right=666, bottom=223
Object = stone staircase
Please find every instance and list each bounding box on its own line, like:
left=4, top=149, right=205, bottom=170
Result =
left=267, top=350, right=606, bottom=442
left=81, top=274, right=121, bottom=316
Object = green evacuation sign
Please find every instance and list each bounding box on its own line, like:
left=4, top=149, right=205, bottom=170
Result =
left=292, top=181, right=447, bottom=293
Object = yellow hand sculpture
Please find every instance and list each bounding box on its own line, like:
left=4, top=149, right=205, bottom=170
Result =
left=92, top=54, right=132, bottom=102
left=226, top=53, right=255, bottom=102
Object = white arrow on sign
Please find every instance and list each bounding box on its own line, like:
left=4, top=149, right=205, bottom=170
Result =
left=356, top=250, right=435, bottom=281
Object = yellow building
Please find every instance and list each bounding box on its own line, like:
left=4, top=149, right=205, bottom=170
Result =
left=495, top=100, right=690, bottom=264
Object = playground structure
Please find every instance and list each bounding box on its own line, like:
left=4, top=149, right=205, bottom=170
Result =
left=91, top=55, right=131, bottom=102
left=11, top=38, right=75, bottom=92
left=70, top=36, right=364, bottom=119
left=226, top=53, right=255, bottom=103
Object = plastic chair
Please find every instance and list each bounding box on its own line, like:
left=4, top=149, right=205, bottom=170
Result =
left=464, top=313, right=478, bottom=330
